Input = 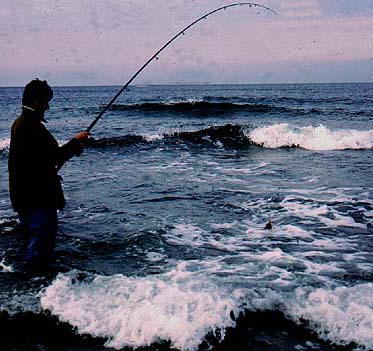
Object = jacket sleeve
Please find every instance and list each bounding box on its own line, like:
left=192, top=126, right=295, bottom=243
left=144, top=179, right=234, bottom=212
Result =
left=55, top=138, right=82, bottom=170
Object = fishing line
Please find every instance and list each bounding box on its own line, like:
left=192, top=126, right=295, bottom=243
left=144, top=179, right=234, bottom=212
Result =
left=86, top=2, right=276, bottom=132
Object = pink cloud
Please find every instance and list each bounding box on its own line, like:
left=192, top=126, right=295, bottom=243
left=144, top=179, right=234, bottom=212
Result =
left=0, top=1, right=372, bottom=85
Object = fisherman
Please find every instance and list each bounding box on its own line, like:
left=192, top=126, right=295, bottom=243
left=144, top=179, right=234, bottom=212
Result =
left=8, top=79, right=90, bottom=271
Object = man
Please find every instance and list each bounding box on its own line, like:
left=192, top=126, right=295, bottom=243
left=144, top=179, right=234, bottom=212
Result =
left=8, top=79, right=89, bottom=271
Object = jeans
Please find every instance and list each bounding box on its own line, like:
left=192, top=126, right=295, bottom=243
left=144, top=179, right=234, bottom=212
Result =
left=18, top=208, right=58, bottom=267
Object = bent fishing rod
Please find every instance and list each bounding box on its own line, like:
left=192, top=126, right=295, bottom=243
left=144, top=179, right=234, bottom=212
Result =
left=86, top=2, right=276, bottom=133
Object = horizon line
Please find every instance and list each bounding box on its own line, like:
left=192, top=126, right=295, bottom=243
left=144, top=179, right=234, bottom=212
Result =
left=1, top=81, right=372, bottom=88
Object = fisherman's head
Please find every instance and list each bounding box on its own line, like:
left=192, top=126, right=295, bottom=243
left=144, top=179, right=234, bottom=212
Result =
left=22, top=79, right=53, bottom=116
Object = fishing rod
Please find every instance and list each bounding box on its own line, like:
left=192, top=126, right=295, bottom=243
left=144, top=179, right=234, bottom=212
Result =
left=86, top=2, right=276, bottom=133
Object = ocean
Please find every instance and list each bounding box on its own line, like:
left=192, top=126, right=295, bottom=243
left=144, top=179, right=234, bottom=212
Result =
left=0, top=83, right=372, bottom=350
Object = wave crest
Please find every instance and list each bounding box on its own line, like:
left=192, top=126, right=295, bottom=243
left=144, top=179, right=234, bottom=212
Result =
left=288, top=283, right=373, bottom=349
left=109, top=101, right=300, bottom=115
left=248, top=124, right=373, bottom=150
left=41, top=268, right=237, bottom=350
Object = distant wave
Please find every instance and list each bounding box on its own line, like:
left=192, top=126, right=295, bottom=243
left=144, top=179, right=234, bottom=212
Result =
left=167, top=124, right=250, bottom=148
left=276, top=96, right=357, bottom=104
left=109, top=101, right=310, bottom=115
left=86, top=124, right=251, bottom=149
left=248, top=124, right=373, bottom=151
left=85, top=135, right=146, bottom=148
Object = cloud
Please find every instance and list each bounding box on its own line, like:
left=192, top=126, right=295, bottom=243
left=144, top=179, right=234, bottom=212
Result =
left=279, top=0, right=322, bottom=18
left=0, top=1, right=372, bottom=85
left=279, top=0, right=319, bottom=9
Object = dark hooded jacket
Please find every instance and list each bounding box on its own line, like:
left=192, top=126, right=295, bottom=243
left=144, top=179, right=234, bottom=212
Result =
left=8, top=108, right=81, bottom=212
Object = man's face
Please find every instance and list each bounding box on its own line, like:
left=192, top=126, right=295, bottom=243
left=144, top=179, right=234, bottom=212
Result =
left=33, top=98, right=50, bottom=114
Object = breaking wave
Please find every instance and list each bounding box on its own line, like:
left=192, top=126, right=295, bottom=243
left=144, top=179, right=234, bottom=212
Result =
left=248, top=124, right=373, bottom=150
left=40, top=266, right=373, bottom=350
left=41, top=267, right=238, bottom=350
left=3, top=123, right=372, bottom=152
left=288, top=284, right=373, bottom=348
left=85, top=124, right=373, bottom=151
left=85, top=124, right=250, bottom=149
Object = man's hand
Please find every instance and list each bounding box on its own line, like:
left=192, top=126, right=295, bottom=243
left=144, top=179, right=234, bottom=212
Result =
left=74, top=131, right=90, bottom=141
left=73, top=131, right=91, bottom=157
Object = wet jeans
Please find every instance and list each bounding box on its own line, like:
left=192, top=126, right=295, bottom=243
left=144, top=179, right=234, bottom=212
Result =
left=18, top=208, right=58, bottom=268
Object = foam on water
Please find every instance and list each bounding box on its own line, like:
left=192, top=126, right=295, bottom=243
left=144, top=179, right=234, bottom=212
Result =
left=41, top=266, right=239, bottom=350
left=167, top=224, right=207, bottom=247
left=288, top=284, right=373, bottom=349
left=143, top=133, right=164, bottom=142
left=248, top=124, right=373, bottom=150
left=37, top=185, right=373, bottom=350
left=0, top=289, right=42, bottom=315
left=40, top=259, right=373, bottom=350
left=41, top=185, right=373, bottom=349
left=0, top=258, right=13, bottom=273
left=0, top=138, right=10, bottom=152
left=280, top=195, right=368, bottom=229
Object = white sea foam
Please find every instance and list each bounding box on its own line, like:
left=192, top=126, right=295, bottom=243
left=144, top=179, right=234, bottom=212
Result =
left=143, top=133, right=164, bottom=142
left=210, top=221, right=238, bottom=230
left=166, top=224, right=207, bottom=247
left=280, top=195, right=367, bottom=229
left=0, top=290, right=42, bottom=315
left=41, top=266, right=238, bottom=350
left=0, top=274, right=45, bottom=315
left=224, top=162, right=271, bottom=175
left=40, top=187, right=373, bottom=350
left=288, top=284, right=373, bottom=349
left=248, top=124, right=373, bottom=150
left=145, top=251, right=167, bottom=262
left=167, top=98, right=203, bottom=105
left=318, top=212, right=367, bottom=229
left=0, top=138, right=10, bottom=151
left=365, top=210, right=373, bottom=218
left=0, top=258, right=13, bottom=273
left=40, top=261, right=373, bottom=350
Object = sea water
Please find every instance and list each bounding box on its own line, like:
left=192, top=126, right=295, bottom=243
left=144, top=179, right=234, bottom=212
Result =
left=0, top=84, right=372, bottom=350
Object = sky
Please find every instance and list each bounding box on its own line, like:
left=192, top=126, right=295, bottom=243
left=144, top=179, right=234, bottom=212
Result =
left=0, top=0, right=373, bottom=86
